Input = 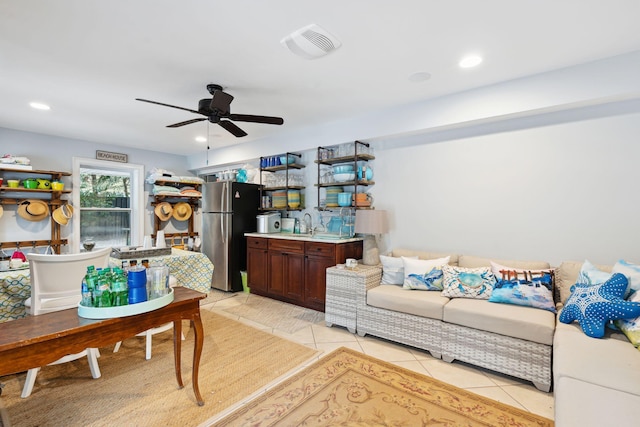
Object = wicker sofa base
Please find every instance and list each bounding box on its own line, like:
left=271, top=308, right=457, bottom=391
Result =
left=356, top=303, right=443, bottom=359
left=441, top=322, right=552, bottom=392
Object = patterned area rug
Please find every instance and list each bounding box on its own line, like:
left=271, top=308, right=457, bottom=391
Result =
left=0, top=311, right=318, bottom=427
left=220, top=294, right=324, bottom=334
left=212, top=347, right=554, bottom=427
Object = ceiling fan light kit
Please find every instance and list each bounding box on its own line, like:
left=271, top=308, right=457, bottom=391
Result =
left=136, top=84, right=283, bottom=137
left=281, top=23, right=342, bottom=59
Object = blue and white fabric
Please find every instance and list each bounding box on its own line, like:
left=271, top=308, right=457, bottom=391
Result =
left=489, top=273, right=556, bottom=312
left=441, top=265, right=496, bottom=299
left=559, top=273, right=640, bottom=338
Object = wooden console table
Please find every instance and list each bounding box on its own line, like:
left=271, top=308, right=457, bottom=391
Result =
left=0, top=286, right=207, bottom=406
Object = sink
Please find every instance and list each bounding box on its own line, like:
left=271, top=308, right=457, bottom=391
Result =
left=311, top=233, right=354, bottom=240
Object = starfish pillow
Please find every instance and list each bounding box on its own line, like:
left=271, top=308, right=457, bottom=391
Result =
left=559, top=273, right=640, bottom=338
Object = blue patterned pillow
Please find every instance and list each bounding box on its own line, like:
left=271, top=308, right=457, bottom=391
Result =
left=559, top=273, right=640, bottom=338
left=441, top=265, right=496, bottom=299
left=489, top=274, right=556, bottom=313
left=402, top=257, right=449, bottom=291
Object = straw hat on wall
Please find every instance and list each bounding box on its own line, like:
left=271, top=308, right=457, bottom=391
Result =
left=172, top=202, right=192, bottom=221
left=154, top=202, right=173, bottom=221
left=17, top=200, right=50, bottom=222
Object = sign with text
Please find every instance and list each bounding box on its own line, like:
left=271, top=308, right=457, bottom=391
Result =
left=96, top=150, right=128, bottom=163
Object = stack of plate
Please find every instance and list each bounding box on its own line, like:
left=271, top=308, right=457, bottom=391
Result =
left=272, top=191, right=287, bottom=208
left=325, top=186, right=343, bottom=207
left=287, top=190, right=300, bottom=208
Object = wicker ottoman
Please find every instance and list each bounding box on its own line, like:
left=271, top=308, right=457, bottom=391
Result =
left=325, top=265, right=381, bottom=333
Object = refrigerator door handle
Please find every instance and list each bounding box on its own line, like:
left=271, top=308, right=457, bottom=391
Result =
left=221, top=182, right=227, bottom=213
left=221, top=214, right=226, bottom=244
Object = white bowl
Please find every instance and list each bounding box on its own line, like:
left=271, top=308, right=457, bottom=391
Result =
left=333, top=172, right=356, bottom=182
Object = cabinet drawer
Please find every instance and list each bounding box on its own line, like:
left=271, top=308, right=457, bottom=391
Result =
left=305, top=242, right=335, bottom=258
left=247, top=237, right=268, bottom=249
left=269, top=239, right=305, bottom=253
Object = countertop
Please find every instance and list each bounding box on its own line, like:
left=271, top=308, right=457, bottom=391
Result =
left=245, top=232, right=363, bottom=244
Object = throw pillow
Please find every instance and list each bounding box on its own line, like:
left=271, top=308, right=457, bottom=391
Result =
left=559, top=273, right=640, bottom=338
left=614, top=290, right=640, bottom=347
left=612, top=260, right=640, bottom=294
left=489, top=273, right=556, bottom=313
left=576, top=259, right=612, bottom=286
left=402, top=256, right=450, bottom=291
left=380, top=255, right=416, bottom=285
left=441, top=265, right=496, bottom=299
left=490, top=261, right=552, bottom=280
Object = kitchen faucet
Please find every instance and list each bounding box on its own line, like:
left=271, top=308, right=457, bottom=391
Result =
left=303, top=212, right=312, bottom=234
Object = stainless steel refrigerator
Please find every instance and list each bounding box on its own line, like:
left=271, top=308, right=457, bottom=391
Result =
left=202, top=181, right=260, bottom=291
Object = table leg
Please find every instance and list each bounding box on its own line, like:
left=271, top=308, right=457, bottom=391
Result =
left=191, top=311, right=205, bottom=406
left=173, top=319, right=184, bottom=389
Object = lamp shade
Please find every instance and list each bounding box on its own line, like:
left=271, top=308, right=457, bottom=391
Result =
left=355, top=210, right=388, bottom=235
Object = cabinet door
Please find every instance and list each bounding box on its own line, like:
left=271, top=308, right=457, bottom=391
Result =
left=305, top=255, right=334, bottom=312
left=268, top=251, right=286, bottom=296
left=247, top=247, right=268, bottom=293
left=284, top=252, right=305, bottom=301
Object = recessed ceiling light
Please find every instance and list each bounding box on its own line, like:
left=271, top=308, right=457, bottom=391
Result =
left=195, top=136, right=207, bottom=143
left=408, top=71, right=432, bottom=82
left=29, top=102, right=50, bottom=110
left=459, top=55, right=483, bottom=69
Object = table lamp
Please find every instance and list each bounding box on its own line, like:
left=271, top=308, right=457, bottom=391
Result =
left=355, top=209, right=389, bottom=265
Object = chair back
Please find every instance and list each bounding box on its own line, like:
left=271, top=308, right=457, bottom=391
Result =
left=27, top=247, right=112, bottom=315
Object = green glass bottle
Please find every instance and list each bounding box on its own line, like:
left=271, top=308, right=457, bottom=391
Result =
left=95, top=269, right=112, bottom=308
left=83, top=265, right=99, bottom=307
left=111, top=267, right=129, bottom=306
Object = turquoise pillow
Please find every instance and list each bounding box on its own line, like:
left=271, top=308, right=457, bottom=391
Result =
left=489, top=274, right=556, bottom=313
left=559, top=273, right=640, bottom=338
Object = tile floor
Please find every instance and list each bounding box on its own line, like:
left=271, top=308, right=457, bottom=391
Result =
left=201, top=291, right=555, bottom=421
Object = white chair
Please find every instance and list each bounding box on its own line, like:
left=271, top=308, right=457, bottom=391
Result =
left=21, top=247, right=111, bottom=398
left=113, top=275, right=183, bottom=360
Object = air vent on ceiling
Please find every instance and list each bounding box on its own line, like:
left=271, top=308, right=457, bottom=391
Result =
left=281, top=24, right=342, bottom=59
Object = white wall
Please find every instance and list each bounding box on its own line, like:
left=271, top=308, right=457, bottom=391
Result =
left=0, top=128, right=195, bottom=248
left=374, top=112, right=640, bottom=265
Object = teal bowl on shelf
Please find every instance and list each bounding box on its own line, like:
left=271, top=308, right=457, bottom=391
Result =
left=279, top=155, right=296, bottom=165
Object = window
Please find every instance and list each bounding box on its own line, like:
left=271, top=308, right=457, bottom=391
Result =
left=71, top=158, right=144, bottom=252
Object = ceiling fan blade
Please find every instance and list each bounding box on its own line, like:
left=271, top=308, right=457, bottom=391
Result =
left=136, top=98, right=201, bottom=115
left=218, top=120, right=248, bottom=137
left=210, top=90, right=234, bottom=115
left=228, top=114, right=284, bottom=125
left=167, top=118, right=207, bottom=128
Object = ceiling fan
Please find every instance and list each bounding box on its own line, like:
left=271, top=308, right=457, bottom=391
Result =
left=136, top=84, right=284, bottom=137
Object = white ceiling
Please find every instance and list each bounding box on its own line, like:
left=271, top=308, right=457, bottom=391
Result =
left=1, top=0, right=640, bottom=156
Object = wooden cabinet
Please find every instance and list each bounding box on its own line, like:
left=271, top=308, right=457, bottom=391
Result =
left=246, top=236, right=362, bottom=311
left=0, top=168, right=72, bottom=254
left=246, top=237, right=268, bottom=293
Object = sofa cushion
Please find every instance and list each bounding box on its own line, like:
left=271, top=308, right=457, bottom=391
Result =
left=379, top=255, right=414, bottom=285
left=559, top=273, right=640, bottom=338
left=441, top=265, right=495, bottom=299
left=554, top=320, right=640, bottom=397
left=391, top=249, right=459, bottom=266
left=367, top=285, right=449, bottom=320
left=401, top=256, right=449, bottom=290
left=556, top=260, right=612, bottom=305
left=615, top=290, right=640, bottom=347
left=613, top=259, right=640, bottom=293
left=443, top=298, right=555, bottom=345
left=459, top=255, right=549, bottom=270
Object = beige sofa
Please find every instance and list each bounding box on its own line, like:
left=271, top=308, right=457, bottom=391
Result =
left=553, top=261, right=640, bottom=426
left=355, top=249, right=555, bottom=392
